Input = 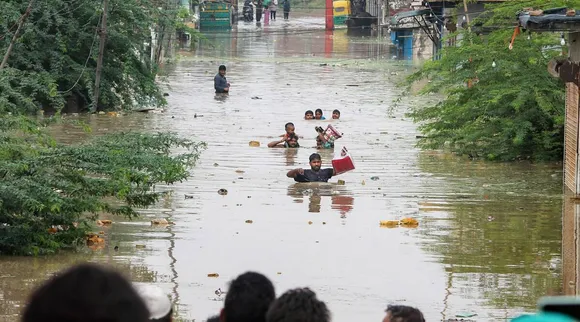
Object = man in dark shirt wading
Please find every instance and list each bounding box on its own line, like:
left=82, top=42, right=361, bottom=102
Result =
left=214, top=65, right=230, bottom=93
left=287, top=153, right=337, bottom=182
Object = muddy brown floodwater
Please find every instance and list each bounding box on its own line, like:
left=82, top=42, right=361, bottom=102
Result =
left=0, top=15, right=569, bottom=322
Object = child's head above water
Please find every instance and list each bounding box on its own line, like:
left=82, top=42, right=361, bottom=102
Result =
left=315, top=109, right=324, bottom=120
left=304, top=110, right=314, bottom=120
left=332, top=109, right=340, bottom=119
left=285, top=122, right=295, bottom=134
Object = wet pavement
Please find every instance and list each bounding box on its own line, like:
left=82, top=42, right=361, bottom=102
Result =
left=0, top=14, right=567, bottom=322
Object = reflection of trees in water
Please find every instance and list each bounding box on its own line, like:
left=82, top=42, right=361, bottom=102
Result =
left=287, top=183, right=354, bottom=214
left=0, top=255, right=157, bottom=319
left=416, top=152, right=562, bottom=312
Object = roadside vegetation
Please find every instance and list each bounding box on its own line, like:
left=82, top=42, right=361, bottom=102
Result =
left=406, top=0, right=575, bottom=161
left=0, top=0, right=205, bottom=255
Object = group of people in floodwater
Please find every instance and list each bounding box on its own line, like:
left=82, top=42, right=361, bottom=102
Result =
left=19, top=263, right=427, bottom=322
left=214, top=65, right=346, bottom=184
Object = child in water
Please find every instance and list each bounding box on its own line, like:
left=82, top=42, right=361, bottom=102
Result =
left=315, top=109, right=326, bottom=120
left=332, top=109, right=340, bottom=119
left=304, top=110, right=314, bottom=120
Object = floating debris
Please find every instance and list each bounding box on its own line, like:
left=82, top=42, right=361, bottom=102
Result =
left=136, top=244, right=146, bottom=249
left=400, top=218, right=419, bottom=227
left=308, top=221, right=313, bottom=225
left=184, top=194, right=194, bottom=199
left=249, top=141, right=260, bottom=147
left=245, top=220, right=253, bottom=224
left=251, top=96, right=262, bottom=100
left=235, top=170, right=245, bottom=174
left=218, top=189, right=228, bottom=195
left=207, top=273, right=219, bottom=278
left=151, top=218, right=173, bottom=225
left=370, top=176, right=379, bottom=181
left=337, top=179, right=345, bottom=185
left=215, top=288, right=225, bottom=296
left=96, top=220, right=112, bottom=226
left=379, top=220, right=400, bottom=228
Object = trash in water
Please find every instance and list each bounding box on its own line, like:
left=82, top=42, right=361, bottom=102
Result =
left=235, top=170, right=245, bottom=173
left=245, top=220, right=253, bottom=224
left=249, top=141, right=260, bottom=147
left=184, top=194, right=194, bottom=199
left=277, top=272, right=282, bottom=275
left=455, top=312, right=477, bottom=318
left=371, top=176, right=379, bottom=181
left=337, top=179, right=345, bottom=185
left=379, top=220, right=399, bottom=228
left=151, top=218, right=173, bottom=225
left=218, top=189, right=228, bottom=195
left=400, top=218, right=419, bottom=227
left=207, top=273, right=219, bottom=278
left=251, top=96, right=262, bottom=100
left=361, top=180, right=366, bottom=185
left=97, top=220, right=112, bottom=226
left=322, top=222, right=327, bottom=225
left=135, top=244, right=146, bottom=249
left=213, top=163, right=219, bottom=166
left=308, top=221, right=313, bottom=225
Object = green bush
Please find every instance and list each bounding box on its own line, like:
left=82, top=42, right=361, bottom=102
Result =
left=0, top=116, right=206, bottom=255
left=406, top=0, right=569, bottom=161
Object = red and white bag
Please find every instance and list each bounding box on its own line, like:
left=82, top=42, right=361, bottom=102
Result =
left=332, top=147, right=355, bottom=175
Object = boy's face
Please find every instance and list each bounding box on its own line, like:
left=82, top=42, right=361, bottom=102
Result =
left=332, top=112, right=340, bottom=119
left=286, top=125, right=295, bottom=134
left=219, top=69, right=226, bottom=76
left=305, top=113, right=314, bottom=120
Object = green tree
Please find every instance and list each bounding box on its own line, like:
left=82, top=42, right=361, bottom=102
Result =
left=0, top=116, right=206, bottom=255
left=0, top=0, right=186, bottom=113
left=406, top=0, right=578, bottom=161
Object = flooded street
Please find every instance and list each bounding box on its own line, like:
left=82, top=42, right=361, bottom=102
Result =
left=0, top=14, right=568, bottom=322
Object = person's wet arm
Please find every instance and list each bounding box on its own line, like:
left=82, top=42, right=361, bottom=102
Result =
left=268, top=138, right=285, bottom=148
left=287, top=168, right=304, bottom=178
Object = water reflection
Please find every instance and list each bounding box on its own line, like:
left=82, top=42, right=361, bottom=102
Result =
left=562, top=194, right=580, bottom=296
left=416, top=151, right=563, bottom=319
left=214, top=93, right=230, bottom=102
left=287, top=183, right=353, bottom=215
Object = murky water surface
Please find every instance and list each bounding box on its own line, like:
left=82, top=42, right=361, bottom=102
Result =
left=0, top=15, right=567, bottom=322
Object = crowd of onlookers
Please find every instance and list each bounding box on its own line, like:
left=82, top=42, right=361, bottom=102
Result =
left=19, top=263, right=425, bottom=322
left=19, top=263, right=573, bottom=322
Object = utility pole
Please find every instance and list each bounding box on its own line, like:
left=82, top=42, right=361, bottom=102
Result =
left=0, top=0, right=35, bottom=70
left=462, top=0, right=471, bottom=33
left=92, top=0, right=108, bottom=113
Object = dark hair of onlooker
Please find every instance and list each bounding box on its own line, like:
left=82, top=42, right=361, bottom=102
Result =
left=266, top=287, right=330, bottom=322
left=221, top=272, right=275, bottom=322
left=385, top=305, right=425, bottom=322
left=207, top=315, right=220, bottom=322
left=219, top=65, right=227, bottom=71
left=22, top=263, right=150, bottom=322
left=315, top=108, right=323, bottom=114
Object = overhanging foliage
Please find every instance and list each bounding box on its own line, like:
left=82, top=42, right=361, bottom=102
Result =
left=0, top=116, right=207, bottom=255
left=406, top=0, right=577, bottom=161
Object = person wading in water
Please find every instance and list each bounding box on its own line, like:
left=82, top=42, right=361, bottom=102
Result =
left=214, top=65, right=230, bottom=93
left=286, top=153, right=338, bottom=182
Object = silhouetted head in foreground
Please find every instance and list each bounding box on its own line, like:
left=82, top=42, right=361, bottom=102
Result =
left=266, top=287, right=330, bottom=322
left=207, top=315, right=221, bottom=322
left=382, top=305, right=425, bottom=322
left=220, top=272, right=276, bottom=322
left=22, top=263, right=149, bottom=322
